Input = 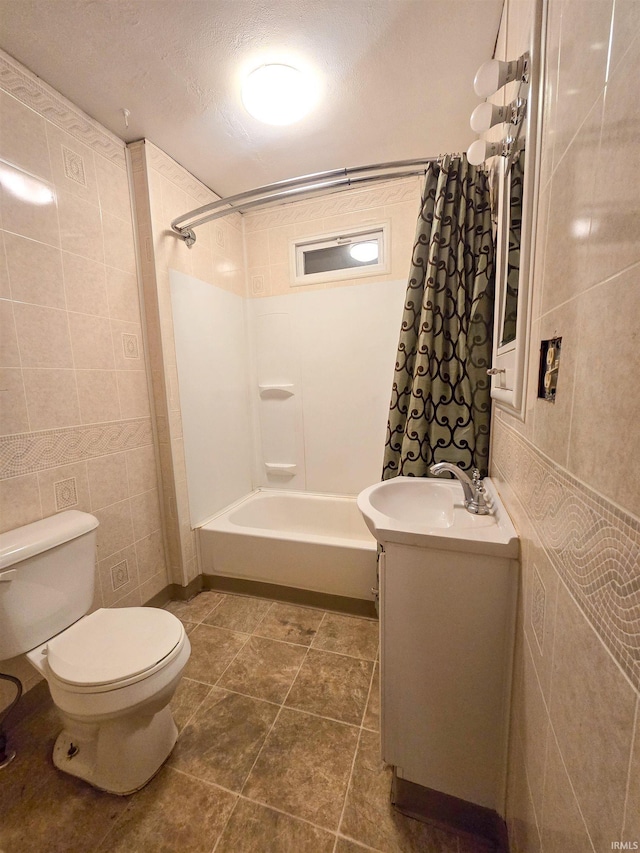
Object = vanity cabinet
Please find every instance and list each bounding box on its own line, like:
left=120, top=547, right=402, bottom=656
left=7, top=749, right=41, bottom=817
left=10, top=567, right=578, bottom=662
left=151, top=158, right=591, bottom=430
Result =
left=379, top=542, right=518, bottom=813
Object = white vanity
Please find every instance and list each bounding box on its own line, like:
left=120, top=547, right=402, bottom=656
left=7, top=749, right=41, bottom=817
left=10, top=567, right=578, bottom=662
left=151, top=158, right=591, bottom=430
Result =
left=357, top=476, right=519, bottom=817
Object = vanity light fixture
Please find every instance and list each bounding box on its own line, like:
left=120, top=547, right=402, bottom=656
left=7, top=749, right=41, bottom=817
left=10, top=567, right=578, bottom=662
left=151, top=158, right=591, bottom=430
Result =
left=473, top=54, right=529, bottom=98
left=241, top=64, right=318, bottom=126
left=467, top=52, right=529, bottom=166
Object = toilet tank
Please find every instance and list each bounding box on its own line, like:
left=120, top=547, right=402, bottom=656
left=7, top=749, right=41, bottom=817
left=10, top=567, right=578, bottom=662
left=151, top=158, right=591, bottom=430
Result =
left=0, top=511, right=99, bottom=661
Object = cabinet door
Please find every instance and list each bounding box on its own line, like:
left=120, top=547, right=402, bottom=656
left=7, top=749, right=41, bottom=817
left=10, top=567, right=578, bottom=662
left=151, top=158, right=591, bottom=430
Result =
left=380, top=542, right=516, bottom=811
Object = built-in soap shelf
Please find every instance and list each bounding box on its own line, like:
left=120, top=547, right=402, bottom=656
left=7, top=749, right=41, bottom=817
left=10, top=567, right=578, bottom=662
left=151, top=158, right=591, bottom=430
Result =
left=264, top=463, right=297, bottom=477
left=258, top=383, right=294, bottom=398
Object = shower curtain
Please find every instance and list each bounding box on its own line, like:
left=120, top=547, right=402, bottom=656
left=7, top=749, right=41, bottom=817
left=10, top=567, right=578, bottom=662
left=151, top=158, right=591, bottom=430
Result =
left=382, top=154, right=494, bottom=479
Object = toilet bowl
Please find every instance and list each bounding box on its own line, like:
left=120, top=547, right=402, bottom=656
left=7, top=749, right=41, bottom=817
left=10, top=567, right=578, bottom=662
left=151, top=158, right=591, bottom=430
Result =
left=26, top=606, right=191, bottom=794
left=0, top=511, right=191, bottom=795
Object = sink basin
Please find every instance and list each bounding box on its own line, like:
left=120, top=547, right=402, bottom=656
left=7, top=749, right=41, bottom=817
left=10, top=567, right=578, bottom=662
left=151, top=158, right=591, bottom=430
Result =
left=357, top=476, right=518, bottom=557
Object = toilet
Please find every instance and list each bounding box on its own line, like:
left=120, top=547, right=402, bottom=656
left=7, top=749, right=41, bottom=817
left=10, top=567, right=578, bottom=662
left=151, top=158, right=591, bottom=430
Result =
left=0, top=510, right=190, bottom=795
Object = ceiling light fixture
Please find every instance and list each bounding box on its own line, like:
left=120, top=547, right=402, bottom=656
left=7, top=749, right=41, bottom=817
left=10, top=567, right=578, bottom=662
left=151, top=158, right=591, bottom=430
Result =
left=241, top=64, right=317, bottom=126
left=349, top=241, right=379, bottom=263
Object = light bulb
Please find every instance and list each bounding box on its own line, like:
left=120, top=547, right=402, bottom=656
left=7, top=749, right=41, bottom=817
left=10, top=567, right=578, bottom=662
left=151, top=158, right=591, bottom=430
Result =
left=467, top=139, right=503, bottom=166
left=470, top=102, right=508, bottom=133
left=474, top=55, right=527, bottom=97
left=241, top=64, right=318, bottom=126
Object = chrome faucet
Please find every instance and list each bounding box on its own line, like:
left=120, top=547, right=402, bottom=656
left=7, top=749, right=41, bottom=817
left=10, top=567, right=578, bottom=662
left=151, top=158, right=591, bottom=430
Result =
left=429, top=463, right=491, bottom=515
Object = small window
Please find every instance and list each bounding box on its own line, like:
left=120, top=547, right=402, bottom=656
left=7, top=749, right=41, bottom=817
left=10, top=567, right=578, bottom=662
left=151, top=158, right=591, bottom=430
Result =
left=290, top=223, right=390, bottom=286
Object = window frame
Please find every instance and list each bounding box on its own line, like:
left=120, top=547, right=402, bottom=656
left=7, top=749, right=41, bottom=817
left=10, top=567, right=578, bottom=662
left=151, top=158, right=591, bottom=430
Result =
left=289, top=221, right=391, bottom=286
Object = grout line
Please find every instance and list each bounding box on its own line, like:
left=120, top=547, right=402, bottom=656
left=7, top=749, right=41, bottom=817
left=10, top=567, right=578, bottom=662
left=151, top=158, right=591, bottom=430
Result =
left=209, top=627, right=254, bottom=690
left=249, top=598, right=275, bottom=633
left=545, top=724, right=598, bottom=853
left=210, top=791, right=240, bottom=853
left=176, top=595, right=379, bottom=846
left=164, top=765, right=341, bottom=849
left=175, top=682, right=216, bottom=735
left=236, top=792, right=337, bottom=840
left=359, top=656, right=378, bottom=731
left=335, top=835, right=384, bottom=853
left=333, top=725, right=364, bottom=851
left=261, top=693, right=364, bottom=730
left=304, top=644, right=378, bottom=663
left=620, top=693, right=639, bottom=838
left=238, top=621, right=317, bottom=797
left=514, top=726, right=543, bottom=849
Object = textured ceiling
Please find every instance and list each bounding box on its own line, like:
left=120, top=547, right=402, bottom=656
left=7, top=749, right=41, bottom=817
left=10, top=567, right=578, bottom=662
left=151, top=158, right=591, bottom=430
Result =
left=0, top=0, right=503, bottom=197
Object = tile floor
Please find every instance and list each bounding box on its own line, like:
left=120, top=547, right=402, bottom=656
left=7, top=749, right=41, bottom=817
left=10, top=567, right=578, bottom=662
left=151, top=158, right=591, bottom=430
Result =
left=0, top=592, right=495, bottom=852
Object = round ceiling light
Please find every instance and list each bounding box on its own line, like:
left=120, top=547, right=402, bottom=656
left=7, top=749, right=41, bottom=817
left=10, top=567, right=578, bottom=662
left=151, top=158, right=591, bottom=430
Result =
left=242, top=64, right=317, bottom=125
left=350, top=241, right=379, bottom=263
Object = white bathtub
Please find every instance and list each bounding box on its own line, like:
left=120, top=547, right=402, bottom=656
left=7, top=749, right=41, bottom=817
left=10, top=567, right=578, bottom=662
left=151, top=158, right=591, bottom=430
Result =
left=198, top=489, right=378, bottom=602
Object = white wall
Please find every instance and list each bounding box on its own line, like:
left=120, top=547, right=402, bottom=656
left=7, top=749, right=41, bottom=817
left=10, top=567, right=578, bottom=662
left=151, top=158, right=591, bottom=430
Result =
left=170, top=270, right=253, bottom=525
left=249, top=279, right=407, bottom=495
left=171, top=271, right=407, bottom=518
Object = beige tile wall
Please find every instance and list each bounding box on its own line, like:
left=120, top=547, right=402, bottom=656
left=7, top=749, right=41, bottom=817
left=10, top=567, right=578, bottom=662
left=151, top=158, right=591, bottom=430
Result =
left=129, top=140, right=245, bottom=587
left=490, top=2, right=640, bottom=851
left=243, top=178, right=420, bottom=297
left=0, top=52, right=168, bottom=704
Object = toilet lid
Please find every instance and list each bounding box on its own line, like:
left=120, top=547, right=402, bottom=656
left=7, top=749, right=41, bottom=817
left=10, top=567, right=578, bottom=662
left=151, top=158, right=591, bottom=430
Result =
left=46, top=607, right=183, bottom=687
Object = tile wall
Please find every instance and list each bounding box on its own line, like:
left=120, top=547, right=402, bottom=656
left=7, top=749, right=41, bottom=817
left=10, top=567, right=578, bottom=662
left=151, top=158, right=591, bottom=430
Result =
left=490, top=2, right=640, bottom=851
left=0, top=52, right=168, bottom=704
left=128, top=140, right=246, bottom=586
left=243, top=177, right=420, bottom=298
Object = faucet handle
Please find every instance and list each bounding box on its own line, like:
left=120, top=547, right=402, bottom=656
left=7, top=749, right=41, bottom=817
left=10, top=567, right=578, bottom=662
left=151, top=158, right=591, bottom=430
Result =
left=472, top=468, right=482, bottom=485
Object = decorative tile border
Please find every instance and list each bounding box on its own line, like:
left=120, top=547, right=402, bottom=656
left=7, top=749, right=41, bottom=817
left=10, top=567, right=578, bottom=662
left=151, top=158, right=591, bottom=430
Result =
left=0, top=418, right=153, bottom=479
left=146, top=141, right=217, bottom=206
left=492, top=417, right=640, bottom=691
left=243, top=176, right=421, bottom=233
left=144, top=140, right=243, bottom=233
left=0, top=49, right=126, bottom=168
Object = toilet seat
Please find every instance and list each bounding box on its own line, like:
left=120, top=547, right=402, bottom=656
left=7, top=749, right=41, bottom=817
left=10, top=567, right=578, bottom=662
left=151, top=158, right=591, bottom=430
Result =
left=44, top=607, right=184, bottom=693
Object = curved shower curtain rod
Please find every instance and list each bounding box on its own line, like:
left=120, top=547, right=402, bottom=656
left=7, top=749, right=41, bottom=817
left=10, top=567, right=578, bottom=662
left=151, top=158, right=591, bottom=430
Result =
left=171, top=157, right=448, bottom=247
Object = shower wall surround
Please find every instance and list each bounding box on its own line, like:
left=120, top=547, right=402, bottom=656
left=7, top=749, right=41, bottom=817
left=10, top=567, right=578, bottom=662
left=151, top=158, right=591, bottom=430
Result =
left=0, top=52, right=168, bottom=704
left=169, top=179, right=420, bottom=526
left=247, top=283, right=407, bottom=495
left=490, top=2, right=640, bottom=851
left=243, top=180, right=419, bottom=495
left=169, top=270, right=252, bottom=526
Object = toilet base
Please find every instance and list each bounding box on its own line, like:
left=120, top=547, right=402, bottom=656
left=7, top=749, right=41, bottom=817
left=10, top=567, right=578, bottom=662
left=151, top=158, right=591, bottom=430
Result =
left=52, top=705, right=178, bottom=795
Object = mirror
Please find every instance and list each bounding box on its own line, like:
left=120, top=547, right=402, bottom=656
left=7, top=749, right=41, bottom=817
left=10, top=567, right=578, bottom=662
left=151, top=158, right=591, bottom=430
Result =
left=500, top=151, right=524, bottom=348
left=489, top=0, right=546, bottom=417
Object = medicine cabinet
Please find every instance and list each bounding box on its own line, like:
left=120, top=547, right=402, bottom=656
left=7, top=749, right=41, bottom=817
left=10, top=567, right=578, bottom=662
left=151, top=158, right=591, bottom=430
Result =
left=490, top=0, right=547, bottom=416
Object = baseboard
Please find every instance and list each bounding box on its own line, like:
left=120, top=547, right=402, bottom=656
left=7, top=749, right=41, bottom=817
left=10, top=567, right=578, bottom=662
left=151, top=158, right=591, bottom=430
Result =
left=391, top=770, right=509, bottom=852
left=202, top=574, right=378, bottom=619
left=145, top=577, right=203, bottom=608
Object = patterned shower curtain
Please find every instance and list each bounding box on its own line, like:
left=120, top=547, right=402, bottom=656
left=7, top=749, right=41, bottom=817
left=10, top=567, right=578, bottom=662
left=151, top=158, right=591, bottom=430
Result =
left=382, top=154, right=494, bottom=479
